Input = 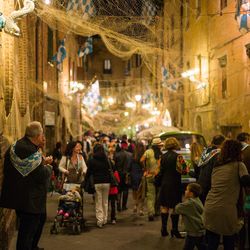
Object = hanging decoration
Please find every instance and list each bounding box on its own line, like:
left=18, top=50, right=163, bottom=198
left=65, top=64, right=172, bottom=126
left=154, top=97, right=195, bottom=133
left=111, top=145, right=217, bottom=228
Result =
left=142, top=0, right=158, bottom=25
left=66, top=0, right=96, bottom=20
left=83, top=80, right=102, bottom=116
left=161, top=66, right=178, bottom=92
left=236, top=0, right=250, bottom=33
left=0, top=0, right=35, bottom=36
left=51, top=39, right=67, bottom=72
left=78, top=36, right=93, bottom=59
left=0, top=13, right=6, bottom=29
left=161, top=66, right=169, bottom=81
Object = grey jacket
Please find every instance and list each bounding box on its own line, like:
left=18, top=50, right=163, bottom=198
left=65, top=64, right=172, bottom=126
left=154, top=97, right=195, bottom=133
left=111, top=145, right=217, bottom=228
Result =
left=175, top=197, right=205, bottom=236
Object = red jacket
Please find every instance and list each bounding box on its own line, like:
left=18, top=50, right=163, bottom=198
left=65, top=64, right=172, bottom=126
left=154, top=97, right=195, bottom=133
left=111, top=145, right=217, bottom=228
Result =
left=109, top=171, right=120, bottom=195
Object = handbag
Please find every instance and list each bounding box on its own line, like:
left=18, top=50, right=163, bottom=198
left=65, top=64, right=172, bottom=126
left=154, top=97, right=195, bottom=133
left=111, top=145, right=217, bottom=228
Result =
left=83, top=174, right=95, bottom=194
left=154, top=172, right=162, bottom=187
left=176, top=155, right=188, bottom=174
left=107, top=159, right=119, bottom=187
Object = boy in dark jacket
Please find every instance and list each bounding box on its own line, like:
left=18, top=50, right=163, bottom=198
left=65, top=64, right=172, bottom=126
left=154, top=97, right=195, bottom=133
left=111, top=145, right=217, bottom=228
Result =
left=175, top=183, right=207, bottom=250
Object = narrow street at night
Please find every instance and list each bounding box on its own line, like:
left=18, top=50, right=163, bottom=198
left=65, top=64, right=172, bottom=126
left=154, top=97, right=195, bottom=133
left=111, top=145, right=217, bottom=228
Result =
left=9, top=192, right=187, bottom=250
left=8, top=191, right=224, bottom=250
left=1, top=0, right=250, bottom=249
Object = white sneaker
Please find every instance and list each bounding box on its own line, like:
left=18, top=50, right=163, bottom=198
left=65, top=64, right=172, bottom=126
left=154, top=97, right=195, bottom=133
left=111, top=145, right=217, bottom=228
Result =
left=111, top=220, right=116, bottom=224
left=97, top=222, right=103, bottom=228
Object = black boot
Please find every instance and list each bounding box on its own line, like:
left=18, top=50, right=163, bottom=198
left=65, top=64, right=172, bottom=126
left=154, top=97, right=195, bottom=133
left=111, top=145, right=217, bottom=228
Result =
left=161, top=213, right=169, bottom=237
left=170, top=214, right=184, bottom=238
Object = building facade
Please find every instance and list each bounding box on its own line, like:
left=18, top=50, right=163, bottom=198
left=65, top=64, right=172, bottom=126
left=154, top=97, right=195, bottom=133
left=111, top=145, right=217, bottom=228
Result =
left=163, top=0, right=185, bottom=128
left=0, top=1, right=82, bottom=247
left=181, top=0, right=250, bottom=141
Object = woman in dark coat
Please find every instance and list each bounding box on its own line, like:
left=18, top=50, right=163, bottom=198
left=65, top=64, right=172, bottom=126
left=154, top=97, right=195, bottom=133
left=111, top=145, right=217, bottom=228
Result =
left=86, top=144, right=111, bottom=228
left=159, top=137, right=188, bottom=238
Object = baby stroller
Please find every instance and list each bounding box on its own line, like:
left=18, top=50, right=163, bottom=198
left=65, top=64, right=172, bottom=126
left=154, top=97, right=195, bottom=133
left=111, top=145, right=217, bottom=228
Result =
left=50, top=188, right=85, bottom=235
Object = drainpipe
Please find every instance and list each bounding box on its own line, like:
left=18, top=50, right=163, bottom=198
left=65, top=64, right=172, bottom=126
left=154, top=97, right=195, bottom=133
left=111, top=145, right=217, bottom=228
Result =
left=180, top=0, right=184, bottom=128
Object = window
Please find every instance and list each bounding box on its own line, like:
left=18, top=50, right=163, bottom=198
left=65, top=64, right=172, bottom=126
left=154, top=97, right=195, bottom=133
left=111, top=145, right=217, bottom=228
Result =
left=218, top=55, right=227, bottom=99
left=124, top=60, right=131, bottom=76
left=185, top=0, right=190, bottom=30
left=135, top=54, right=142, bottom=67
left=186, top=61, right=191, bottom=92
left=47, top=27, right=53, bottom=62
left=166, top=25, right=170, bottom=48
left=103, top=59, right=112, bottom=74
left=83, top=57, right=88, bottom=72
left=196, top=116, right=202, bottom=133
left=197, top=55, right=202, bottom=81
left=196, top=0, right=201, bottom=18
left=103, top=81, right=111, bottom=89
left=222, top=69, right=227, bottom=98
left=220, top=0, right=227, bottom=10
left=171, top=15, right=175, bottom=46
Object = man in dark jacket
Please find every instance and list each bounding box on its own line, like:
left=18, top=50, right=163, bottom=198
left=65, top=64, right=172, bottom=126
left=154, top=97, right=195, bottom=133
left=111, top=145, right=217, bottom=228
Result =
left=0, top=121, right=53, bottom=250
left=114, top=141, right=132, bottom=211
left=197, top=134, right=225, bottom=204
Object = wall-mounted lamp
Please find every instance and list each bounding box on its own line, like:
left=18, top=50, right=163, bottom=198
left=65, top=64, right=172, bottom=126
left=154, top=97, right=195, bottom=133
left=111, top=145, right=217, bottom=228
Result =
left=218, top=55, right=227, bottom=68
left=245, top=43, right=250, bottom=58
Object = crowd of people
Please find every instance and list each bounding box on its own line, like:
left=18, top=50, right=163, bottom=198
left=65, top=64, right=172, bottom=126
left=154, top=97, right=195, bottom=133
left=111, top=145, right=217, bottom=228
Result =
left=1, top=121, right=250, bottom=250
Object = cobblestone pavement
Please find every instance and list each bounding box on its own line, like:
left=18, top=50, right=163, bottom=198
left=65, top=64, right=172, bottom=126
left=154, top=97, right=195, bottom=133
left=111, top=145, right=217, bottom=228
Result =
left=9, top=191, right=223, bottom=250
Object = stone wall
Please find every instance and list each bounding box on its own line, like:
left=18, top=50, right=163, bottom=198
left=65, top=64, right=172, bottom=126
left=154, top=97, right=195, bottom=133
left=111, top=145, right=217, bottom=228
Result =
left=0, top=134, right=15, bottom=250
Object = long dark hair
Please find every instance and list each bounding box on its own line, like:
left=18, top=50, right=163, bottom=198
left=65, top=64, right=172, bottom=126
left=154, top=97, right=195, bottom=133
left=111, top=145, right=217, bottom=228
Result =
left=152, top=145, right=162, bottom=160
left=64, top=141, right=78, bottom=157
left=219, top=139, right=242, bottom=164
left=93, top=143, right=106, bottom=159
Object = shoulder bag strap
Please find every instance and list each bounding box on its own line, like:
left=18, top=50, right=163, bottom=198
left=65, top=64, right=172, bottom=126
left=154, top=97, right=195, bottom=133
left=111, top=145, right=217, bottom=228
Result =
left=62, top=157, right=69, bottom=184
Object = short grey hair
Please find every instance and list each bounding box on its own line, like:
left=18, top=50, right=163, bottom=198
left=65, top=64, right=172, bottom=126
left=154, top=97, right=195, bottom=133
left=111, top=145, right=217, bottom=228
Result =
left=25, top=121, right=43, bottom=138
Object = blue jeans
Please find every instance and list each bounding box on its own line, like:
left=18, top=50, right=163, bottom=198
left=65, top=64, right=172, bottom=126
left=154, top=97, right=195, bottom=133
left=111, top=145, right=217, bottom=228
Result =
left=16, top=211, right=46, bottom=250
left=206, top=230, right=234, bottom=250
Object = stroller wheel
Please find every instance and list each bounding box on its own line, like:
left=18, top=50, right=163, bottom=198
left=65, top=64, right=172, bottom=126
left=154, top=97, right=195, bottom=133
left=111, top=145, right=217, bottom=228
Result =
left=80, top=218, right=86, bottom=231
left=50, top=224, right=57, bottom=234
left=72, top=223, right=81, bottom=235
left=50, top=225, right=54, bottom=234
left=50, top=221, right=59, bottom=234
left=76, top=224, right=81, bottom=234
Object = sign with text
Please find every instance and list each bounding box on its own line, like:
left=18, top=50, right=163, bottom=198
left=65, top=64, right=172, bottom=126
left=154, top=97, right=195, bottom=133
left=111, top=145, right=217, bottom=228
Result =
left=45, top=111, right=55, bottom=126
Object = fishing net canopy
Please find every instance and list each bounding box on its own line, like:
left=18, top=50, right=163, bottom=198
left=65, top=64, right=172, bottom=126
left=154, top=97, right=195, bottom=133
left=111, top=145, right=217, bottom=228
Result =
left=0, top=0, right=182, bottom=140
left=36, top=0, right=165, bottom=75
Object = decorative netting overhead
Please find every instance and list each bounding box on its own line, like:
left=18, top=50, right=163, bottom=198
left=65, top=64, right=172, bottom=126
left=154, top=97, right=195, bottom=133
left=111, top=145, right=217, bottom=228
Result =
left=0, top=0, right=168, bottom=140
left=36, top=0, right=165, bottom=74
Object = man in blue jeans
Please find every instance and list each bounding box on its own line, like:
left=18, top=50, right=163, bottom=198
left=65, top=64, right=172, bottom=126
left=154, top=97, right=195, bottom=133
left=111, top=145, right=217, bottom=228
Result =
left=0, top=121, right=52, bottom=250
